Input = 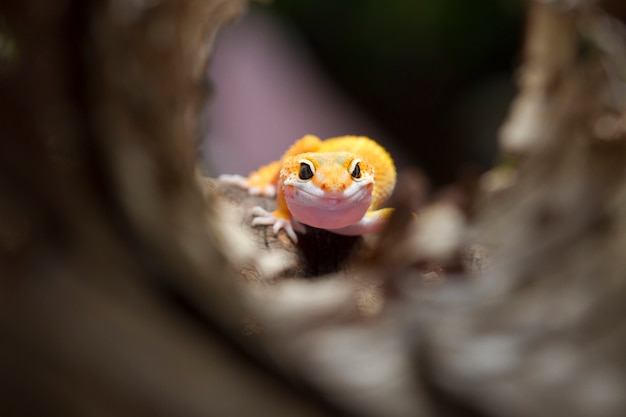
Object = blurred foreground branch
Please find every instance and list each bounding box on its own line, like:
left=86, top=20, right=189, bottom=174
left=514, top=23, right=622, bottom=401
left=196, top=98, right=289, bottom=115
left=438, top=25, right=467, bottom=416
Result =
left=0, top=1, right=350, bottom=416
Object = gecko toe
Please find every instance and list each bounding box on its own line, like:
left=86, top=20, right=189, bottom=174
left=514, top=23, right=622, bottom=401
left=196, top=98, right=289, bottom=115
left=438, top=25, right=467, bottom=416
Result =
left=273, top=220, right=298, bottom=243
left=250, top=206, right=298, bottom=242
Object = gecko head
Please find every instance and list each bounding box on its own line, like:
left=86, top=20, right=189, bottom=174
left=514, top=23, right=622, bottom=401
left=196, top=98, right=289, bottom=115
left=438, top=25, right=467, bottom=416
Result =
left=280, top=152, right=374, bottom=229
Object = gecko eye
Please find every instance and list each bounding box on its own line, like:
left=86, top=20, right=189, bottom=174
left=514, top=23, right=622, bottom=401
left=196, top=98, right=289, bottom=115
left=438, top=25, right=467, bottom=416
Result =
left=298, top=160, right=314, bottom=180
left=350, top=160, right=362, bottom=179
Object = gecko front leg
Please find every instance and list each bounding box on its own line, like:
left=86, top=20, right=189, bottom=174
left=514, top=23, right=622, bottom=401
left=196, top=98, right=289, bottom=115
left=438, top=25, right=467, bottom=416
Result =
left=218, top=174, right=277, bottom=198
left=250, top=206, right=305, bottom=243
left=218, top=160, right=283, bottom=198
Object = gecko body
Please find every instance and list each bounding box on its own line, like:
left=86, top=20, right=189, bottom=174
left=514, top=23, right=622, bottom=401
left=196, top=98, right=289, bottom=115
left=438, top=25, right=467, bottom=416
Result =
left=221, top=135, right=396, bottom=242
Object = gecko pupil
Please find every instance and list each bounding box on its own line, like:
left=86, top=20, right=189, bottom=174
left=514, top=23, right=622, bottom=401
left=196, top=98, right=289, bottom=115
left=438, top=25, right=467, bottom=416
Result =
left=299, top=162, right=314, bottom=180
left=351, top=162, right=361, bottom=179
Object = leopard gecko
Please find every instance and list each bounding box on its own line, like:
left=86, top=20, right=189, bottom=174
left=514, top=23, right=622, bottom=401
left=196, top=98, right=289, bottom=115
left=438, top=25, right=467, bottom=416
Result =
left=220, top=135, right=396, bottom=242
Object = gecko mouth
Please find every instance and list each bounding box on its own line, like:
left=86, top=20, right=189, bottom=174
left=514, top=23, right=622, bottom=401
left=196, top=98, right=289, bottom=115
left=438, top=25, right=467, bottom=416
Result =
left=286, top=184, right=372, bottom=208
left=286, top=199, right=371, bottom=229
left=284, top=184, right=373, bottom=229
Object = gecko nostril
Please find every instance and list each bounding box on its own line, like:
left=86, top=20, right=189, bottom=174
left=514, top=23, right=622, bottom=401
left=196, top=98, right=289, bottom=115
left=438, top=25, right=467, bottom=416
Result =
left=321, top=182, right=347, bottom=192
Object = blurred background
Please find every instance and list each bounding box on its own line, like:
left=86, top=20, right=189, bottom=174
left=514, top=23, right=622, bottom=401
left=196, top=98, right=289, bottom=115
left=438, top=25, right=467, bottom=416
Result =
left=202, top=0, right=524, bottom=188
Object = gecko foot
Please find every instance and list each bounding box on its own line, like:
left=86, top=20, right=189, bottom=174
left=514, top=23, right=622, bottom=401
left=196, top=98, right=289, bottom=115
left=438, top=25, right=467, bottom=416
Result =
left=251, top=206, right=299, bottom=243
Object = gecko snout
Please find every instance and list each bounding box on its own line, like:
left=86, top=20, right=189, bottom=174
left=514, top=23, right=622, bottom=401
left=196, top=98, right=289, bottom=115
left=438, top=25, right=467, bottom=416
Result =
left=320, top=182, right=346, bottom=192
